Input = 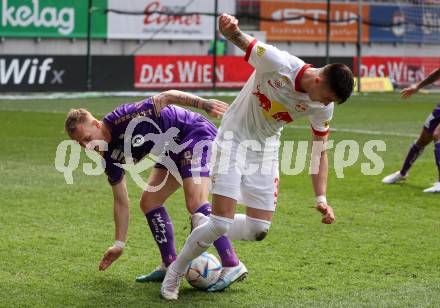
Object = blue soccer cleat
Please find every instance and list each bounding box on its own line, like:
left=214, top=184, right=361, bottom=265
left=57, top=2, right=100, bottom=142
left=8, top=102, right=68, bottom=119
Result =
left=136, top=263, right=167, bottom=283
left=207, top=261, right=248, bottom=292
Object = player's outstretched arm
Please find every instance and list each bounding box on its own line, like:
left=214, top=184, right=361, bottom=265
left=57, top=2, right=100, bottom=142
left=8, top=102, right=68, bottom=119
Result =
left=153, top=90, right=229, bottom=119
left=99, top=176, right=129, bottom=271
left=311, top=135, right=335, bottom=224
left=219, top=13, right=254, bottom=52
left=401, top=67, right=440, bottom=99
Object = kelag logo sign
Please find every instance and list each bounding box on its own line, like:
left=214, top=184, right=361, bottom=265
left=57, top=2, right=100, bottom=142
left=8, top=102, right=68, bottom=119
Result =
left=0, top=0, right=107, bottom=38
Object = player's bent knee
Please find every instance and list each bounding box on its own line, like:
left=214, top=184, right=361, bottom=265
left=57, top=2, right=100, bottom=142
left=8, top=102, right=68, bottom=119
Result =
left=186, top=198, right=206, bottom=214
left=139, top=195, right=160, bottom=214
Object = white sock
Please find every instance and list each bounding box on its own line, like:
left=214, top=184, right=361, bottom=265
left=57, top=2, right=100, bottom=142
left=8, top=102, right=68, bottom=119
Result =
left=227, top=214, right=272, bottom=241
left=173, top=215, right=233, bottom=274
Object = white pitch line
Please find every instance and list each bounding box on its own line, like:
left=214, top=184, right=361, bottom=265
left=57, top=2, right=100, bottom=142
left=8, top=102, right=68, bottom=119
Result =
left=0, top=91, right=240, bottom=100
left=287, top=125, right=418, bottom=138
left=0, top=92, right=419, bottom=138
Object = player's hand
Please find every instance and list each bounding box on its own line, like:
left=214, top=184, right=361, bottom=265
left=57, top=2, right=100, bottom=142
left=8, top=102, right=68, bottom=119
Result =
left=204, top=99, right=229, bottom=119
left=400, top=84, right=419, bottom=99
left=99, top=245, right=123, bottom=271
left=316, top=203, right=335, bottom=224
left=219, top=13, right=240, bottom=39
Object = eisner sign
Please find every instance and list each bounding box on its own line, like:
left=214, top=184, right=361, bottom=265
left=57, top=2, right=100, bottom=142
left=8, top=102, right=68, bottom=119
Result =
left=108, top=0, right=235, bottom=40
left=143, top=1, right=201, bottom=27
left=134, top=56, right=254, bottom=89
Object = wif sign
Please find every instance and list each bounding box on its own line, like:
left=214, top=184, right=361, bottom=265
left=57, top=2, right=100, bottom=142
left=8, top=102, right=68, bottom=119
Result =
left=0, top=56, right=83, bottom=91
left=0, top=58, right=55, bottom=85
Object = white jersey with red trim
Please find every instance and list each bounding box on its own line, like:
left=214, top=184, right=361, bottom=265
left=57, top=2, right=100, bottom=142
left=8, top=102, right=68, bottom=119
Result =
left=217, top=39, right=333, bottom=152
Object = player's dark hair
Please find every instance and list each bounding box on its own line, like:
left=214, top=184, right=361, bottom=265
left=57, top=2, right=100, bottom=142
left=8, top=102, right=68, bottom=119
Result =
left=322, top=64, right=354, bottom=104
left=65, top=108, right=92, bottom=136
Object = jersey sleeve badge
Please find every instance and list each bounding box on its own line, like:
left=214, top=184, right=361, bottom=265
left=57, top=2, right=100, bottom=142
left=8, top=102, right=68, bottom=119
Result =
left=256, top=46, right=266, bottom=57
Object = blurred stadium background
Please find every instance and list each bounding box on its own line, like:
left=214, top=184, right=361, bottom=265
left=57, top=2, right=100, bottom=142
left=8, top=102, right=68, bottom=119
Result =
left=1, top=0, right=439, bottom=94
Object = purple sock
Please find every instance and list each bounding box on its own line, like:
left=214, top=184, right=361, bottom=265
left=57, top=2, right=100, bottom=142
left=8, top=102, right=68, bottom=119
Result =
left=145, top=206, right=176, bottom=267
left=400, top=143, right=424, bottom=176
left=195, top=203, right=239, bottom=267
left=435, top=142, right=440, bottom=181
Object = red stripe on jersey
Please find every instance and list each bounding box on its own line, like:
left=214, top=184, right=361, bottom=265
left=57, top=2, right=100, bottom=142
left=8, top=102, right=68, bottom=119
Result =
left=294, top=64, right=313, bottom=93
left=244, top=39, right=258, bottom=62
left=311, top=125, right=329, bottom=137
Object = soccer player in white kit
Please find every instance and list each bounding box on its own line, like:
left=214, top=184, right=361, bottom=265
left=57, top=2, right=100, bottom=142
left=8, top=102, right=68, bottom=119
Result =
left=161, top=13, right=354, bottom=300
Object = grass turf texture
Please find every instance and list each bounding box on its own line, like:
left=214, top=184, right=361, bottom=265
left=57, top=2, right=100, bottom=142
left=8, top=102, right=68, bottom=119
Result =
left=0, top=92, right=439, bottom=307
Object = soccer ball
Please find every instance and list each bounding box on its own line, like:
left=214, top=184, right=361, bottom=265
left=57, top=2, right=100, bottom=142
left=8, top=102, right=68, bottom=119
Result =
left=185, top=252, right=222, bottom=290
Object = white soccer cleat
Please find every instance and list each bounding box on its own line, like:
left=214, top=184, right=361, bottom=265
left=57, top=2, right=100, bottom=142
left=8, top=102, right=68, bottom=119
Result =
left=382, top=171, right=407, bottom=184
left=206, top=261, right=248, bottom=292
left=160, top=263, right=184, bottom=300
left=423, top=182, right=440, bottom=193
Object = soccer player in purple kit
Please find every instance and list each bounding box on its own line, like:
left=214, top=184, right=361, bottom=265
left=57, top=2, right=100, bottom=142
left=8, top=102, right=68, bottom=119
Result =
left=382, top=67, right=440, bottom=193
left=64, top=90, right=247, bottom=284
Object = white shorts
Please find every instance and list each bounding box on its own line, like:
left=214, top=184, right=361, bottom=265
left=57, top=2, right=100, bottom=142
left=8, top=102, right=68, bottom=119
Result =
left=210, top=139, right=280, bottom=212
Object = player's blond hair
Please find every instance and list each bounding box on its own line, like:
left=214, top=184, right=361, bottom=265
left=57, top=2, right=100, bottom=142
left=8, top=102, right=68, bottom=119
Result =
left=64, top=108, right=92, bottom=136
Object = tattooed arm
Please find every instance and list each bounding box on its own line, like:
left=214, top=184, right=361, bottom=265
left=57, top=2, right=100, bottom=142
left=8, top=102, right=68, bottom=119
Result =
left=152, top=90, right=228, bottom=119
left=218, top=13, right=254, bottom=52
left=401, top=67, right=440, bottom=99
left=417, top=67, right=440, bottom=89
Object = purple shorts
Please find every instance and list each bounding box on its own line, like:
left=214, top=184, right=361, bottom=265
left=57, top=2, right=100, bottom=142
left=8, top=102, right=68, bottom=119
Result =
left=423, top=102, right=440, bottom=135
left=153, top=118, right=216, bottom=179
left=154, top=139, right=213, bottom=179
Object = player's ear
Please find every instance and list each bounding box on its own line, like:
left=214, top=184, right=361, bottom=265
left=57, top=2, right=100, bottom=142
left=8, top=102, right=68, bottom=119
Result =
left=314, top=76, right=321, bottom=84
left=91, top=119, right=101, bottom=128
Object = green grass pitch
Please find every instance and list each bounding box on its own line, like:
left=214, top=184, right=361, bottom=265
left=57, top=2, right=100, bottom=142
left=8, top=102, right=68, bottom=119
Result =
left=0, top=92, right=439, bottom=307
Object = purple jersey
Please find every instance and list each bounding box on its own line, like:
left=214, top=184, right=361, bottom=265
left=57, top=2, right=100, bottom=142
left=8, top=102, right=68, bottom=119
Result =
left=102, top=98, right=217, bottom=185
left=424, top=102, right=440, bottom=135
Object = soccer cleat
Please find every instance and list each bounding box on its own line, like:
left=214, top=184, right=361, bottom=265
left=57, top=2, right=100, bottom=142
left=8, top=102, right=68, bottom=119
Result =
left=382, top=171, right=407, bottom=184
left=206, top=261, right=248, bottom=292
left=135, top=263, right=167, bottom=283
left=160, top=262, right=184, bottom=300
left=423, top=182, right=440, bottom=193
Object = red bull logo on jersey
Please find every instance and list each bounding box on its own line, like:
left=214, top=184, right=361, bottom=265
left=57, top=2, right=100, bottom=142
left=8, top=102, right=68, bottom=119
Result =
left=252, top=85, right=293, bottom=123
left=272, top=111, right=293, bottom=122
left=252, top=85, right=272, bottom=112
